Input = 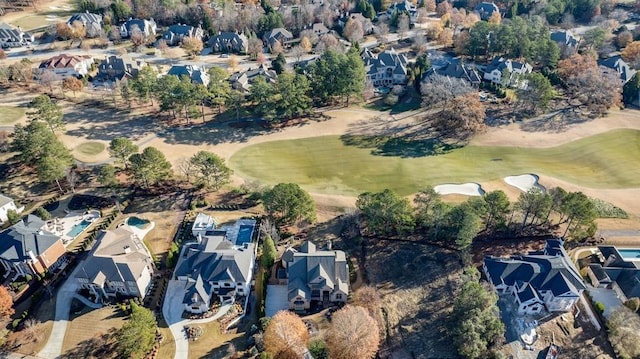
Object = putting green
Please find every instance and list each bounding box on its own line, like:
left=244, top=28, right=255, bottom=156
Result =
left=0, top=106, right=26, bottom=125
left=229, top=129, right=640, bottom=196
left=74, top=141, right=106, bottom=156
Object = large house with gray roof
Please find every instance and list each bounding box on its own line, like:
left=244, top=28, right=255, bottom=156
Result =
left=263, top=27, right=294, bottom=49
left=75, top=225, right=154, bottom=301
left=475, top=2, right=499, bottom=20
left=282, top=241, right=349, bottom=311
left=229, top=64, right=277, bottom=92
left=483, top=57, right=533, bottom=89
left=176, top=215, right=257, bottom=314
left=362, top=48, right=408, bottom=87
left=96, top=55, right=146, bottom=82
left=0, top=23, right=33, bottom=48
left=0, top=215, right=66, bottom=279
left=162, top=23, right=204, bottom=46
left=587, top=246, right=640, bottom=302
left=167, top=64, right=210, bottom=86
left=208, top=32, right=248, bottom=54
left=483, top=239, right=585, bottom=315
left=424, top=61, right=482, bottom=85
left=67, top=12, right=103, bottom=38
left=119, top=18, right=156, bottom=38
left=599, top=55, right=636, bottom=85
left=0, top=194, right=22, bottom=225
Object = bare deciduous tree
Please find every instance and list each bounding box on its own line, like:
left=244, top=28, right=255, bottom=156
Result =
left=181, top=36, right=204, bottom=58
left=607, top=306, right=640, bottom=359
left=397, top=13, right=410, bottom=39
left=264, top=311, right=309, bottom=358
left=421, top=74, right=473, bottom=110
left=325, top=305, right=380, bottom=359
left=344, top=18, right=364, bottom=43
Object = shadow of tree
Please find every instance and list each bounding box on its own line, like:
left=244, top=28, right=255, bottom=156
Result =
left=156, top=119, right=275, bottom=146
left=517, top=107, right=593, bottom=133
left=201, top=336, right=247, bottom=359
left=340, top=134, right=462, bottom=158
left=61, top=329, right=118, bottom=359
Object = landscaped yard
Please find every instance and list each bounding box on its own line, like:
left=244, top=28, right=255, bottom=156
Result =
left=230, top=129, right=640, bottom=196
left=188, top=320, right=245, bottom=359
left=0, top=106, right=26, bottom=125
left=61, top=305, right=126, bottom=358
left=6, top=295, right=56, bottom=356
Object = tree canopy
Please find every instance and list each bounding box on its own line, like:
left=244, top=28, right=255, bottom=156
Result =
left=262, top=183, right=316, bottom=225
left=129, top=147, right=172, bottom=188
left=309, top=48, right=366, bottom=105
left=108, top=137, right=139, bottom=168
left=116, top=302, right=157, bottom=359
left=356, top=189, right=415, bottom=236
left=264, top=310, right=309, bottom=358
left=325, top=305, right=380, bottom=359
left=28, top=94, right=64, bottom=133
left=188, top=151, right=232, bottom=190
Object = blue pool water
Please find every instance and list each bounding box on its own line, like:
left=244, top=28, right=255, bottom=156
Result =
left=236, top=225, right=254, bottom=245
left=127, top=216, right=150, bottom=229
left=67, top=220, right=91, bottom=238
left=618, top=249, right=640, bottom=260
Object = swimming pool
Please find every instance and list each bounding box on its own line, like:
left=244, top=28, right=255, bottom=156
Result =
left=618, top=249, right=640, bottom=260
left=127, top=216, right=150, bottom=229
left=236, top=224, right=255, bottom=245
left=66, top=220, right=91, bottom=238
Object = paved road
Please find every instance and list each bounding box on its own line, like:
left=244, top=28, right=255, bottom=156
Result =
left=37, top=266, right=81, bottom=359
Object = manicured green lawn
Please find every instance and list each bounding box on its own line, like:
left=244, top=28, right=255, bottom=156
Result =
left=229, top=129, right=640, bottom=196
left=74, top=141, right=106, bottom=156
left=0, top=106, right=26, bottom=125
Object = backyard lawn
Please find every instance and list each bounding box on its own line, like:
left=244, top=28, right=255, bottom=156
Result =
left=229, top=129, right=640, bottom=196
left=0, top=106, right=26, bottom=125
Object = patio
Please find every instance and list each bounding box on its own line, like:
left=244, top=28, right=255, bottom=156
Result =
left=43, top=210, right=101, bottom=245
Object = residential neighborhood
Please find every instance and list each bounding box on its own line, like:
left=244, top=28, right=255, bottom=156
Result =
left=0, top=0, right=639, bottom=357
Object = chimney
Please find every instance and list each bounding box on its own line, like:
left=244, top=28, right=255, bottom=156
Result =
left=123, top=245, right=131, bottom=254
left=327, top=240, right=332, bottom=250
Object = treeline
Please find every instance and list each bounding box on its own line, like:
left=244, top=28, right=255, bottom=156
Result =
left=356, top=185, right=598, bottom=248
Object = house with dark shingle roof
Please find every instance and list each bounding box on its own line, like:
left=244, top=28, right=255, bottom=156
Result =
left=475, top=2, right=499, bottom=20
left=483, top=57, right=533, bottom=88
left=550, top=30, right=579, bottom=55
left=175, top=215, right=257, bottom=314
left=0, top=215, right=66, bottom=279
left=282, top=241, right=348, bottom=311
left=362, top=48, right=408, bottom=87
left=162, top=23, right=204, bottom=46
left=387, top=0, right=417, bottom=23
left=75, top=225, right=155, bottom=301
left=587, top=246, right=640, bottom=302
left=424, top=61, right=482, bottom=85
left=0, top=23, right=33, bottom=48
left=167, top=64, right=210, bottom=86
left=229, top=64, right=277, bottom=92
left=0, top=194, right=22, bottom=225
left=263, top=27, right=294, bottom=49
left=483, top=239, right=585, bottom=315
left=67, top=11, right=103, bottom=38
left=119, top=18, right=157, bottom=38
left=95, top=55, right=146, bottom=82
left=208, top=31, right=248, bottom=54
left=598, top=55, right=636, bottom=85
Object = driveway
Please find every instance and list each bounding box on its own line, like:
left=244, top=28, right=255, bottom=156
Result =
left=37, top=268, right=81, bottom=358
left=265, top=285, right=288, bottom=317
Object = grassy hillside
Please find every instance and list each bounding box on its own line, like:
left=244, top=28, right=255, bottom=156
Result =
left=229, top=129, right=640, bottom=196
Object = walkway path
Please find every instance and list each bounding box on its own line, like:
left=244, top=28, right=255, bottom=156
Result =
left=162, top=279, right=232, bottom=359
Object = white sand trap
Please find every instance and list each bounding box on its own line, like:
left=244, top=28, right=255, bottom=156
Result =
left=434, top=183, right=485, bottom=196
left=504, top=174, right=545, bottom=192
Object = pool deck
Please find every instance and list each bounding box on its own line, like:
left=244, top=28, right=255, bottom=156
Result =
left=43, top=210, right=101, bottom=245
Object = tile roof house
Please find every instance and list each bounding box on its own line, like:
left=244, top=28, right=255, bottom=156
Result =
left=483, top=239, right=585, bottom=315
left=0, top=194, right=22, bottom=225
left=483, top=57, right=533, bottom=88
left=0, top=23, right=34, bottom=48
left=175, top=215, right=257, bottom=314
left=263, top=27, right=294, bottom=49
left=598, top=55, right=636, bottom=85
left=229, top=64, right=277, bottom=92
left=37, top=54, right=94, bottom=79
left=96, top=55, right=146, bottom=82
left=587, top=246, right=640, bottom=302
left=208, top=32, right=248, bottom=54
left=424, top=61, right=482, bottom=85
left=282, top=241, right=349, bottom=311
left=75, top=225, right=155, bottom=301
left=120, top=18, right=157, bottom=38
left=387, top=0, right=417, bottom=23
left=362, top=48, right=408, bottom=87
left=0, top=215, right=66, bottom=279
left=67, top=11, right=103, bottom=38
left=167, top=64, right=210, bottom=86
left=475, top=2, right=500, bottom=20
left=162, top=23, right=204, bottom=46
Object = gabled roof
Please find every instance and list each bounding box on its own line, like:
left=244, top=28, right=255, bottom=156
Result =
left=167, top=64, right=209, bottom=85
left=598, top=55, right=636, bottom=83
left=0, top=23, right=26, bottom=42
left=485, top=57, right=532, bottom=74
left=0, top=194, right=14, bottom=208
left=516, top=282, right=539, bottom=303
left=263, top=28, right=293, bottom=43
left=287, top=241, right=349, bottom=299
left=39, top=54, right=91, bottom=69
left=166, top=24, right=195, bottom=36
left=550, top=30, right=579, bottom=47
left=387, top=0, right=417, bottom=13
left=67, top=12, right=102, bottom=25
left=427, top=61, right=481, bottom=84
left=122, top=18, right=155, bottom=34
left=183, top=275, right=211, bottom=306
left=208, top=32, right=248, bottom=50
left=0, top=215, right=61, bottom=263
left=614, top=270, right=640, bottom=298
left=475, top=2, right=499, bottom=17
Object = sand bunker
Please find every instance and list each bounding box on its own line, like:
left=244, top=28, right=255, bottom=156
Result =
left=434, top=183, right=485, bottom=196
left=504, top=174, right=545, bottom=192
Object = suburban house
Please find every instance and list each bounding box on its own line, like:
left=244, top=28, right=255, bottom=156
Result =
left=95, top=55, right=146, bottom=82
left=229, top=64, right=277, bottom=92
left=475, top=2, right=500, bottom=20
left=550, top=30, right=579, bottom=55
left=424, top=61, right=482, bottom=85
left=162, top=23, right=204, bottom=46
left=483, top=57, right=533, bottom=88
left=483, top=239, right=585, bottom=315
left=282, top=241, right=349, bottom=311
left=362, top=48, right=408, bottom=87
left=0, top=194, right=22, bottom=225
left=337, top=12, right=374, bottom=35
left=263, top=27, right=294, bottom=49
left=598, top=55, right=636, bottom=85
left=587, top=246, right=640, bottom=302
left=387, top=0, right=417, bottom=23
left=0, top=215, right=66, bottom=278
left=66, top=11, right=103, bottom=38
left=175, top=215, right=257, bottom=314
left=75, top=225, right=155, bottom=301
left=0, top=23, right=33, bottom=48
left=309, top=23, right=330, bottom=37
left=36, top=54, right=94, bottom=79
left=120, top=18, right=157, bottom=38
left=167, top=64, right=210, bottom=86
left=208, top=31, right=248, bottom=54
